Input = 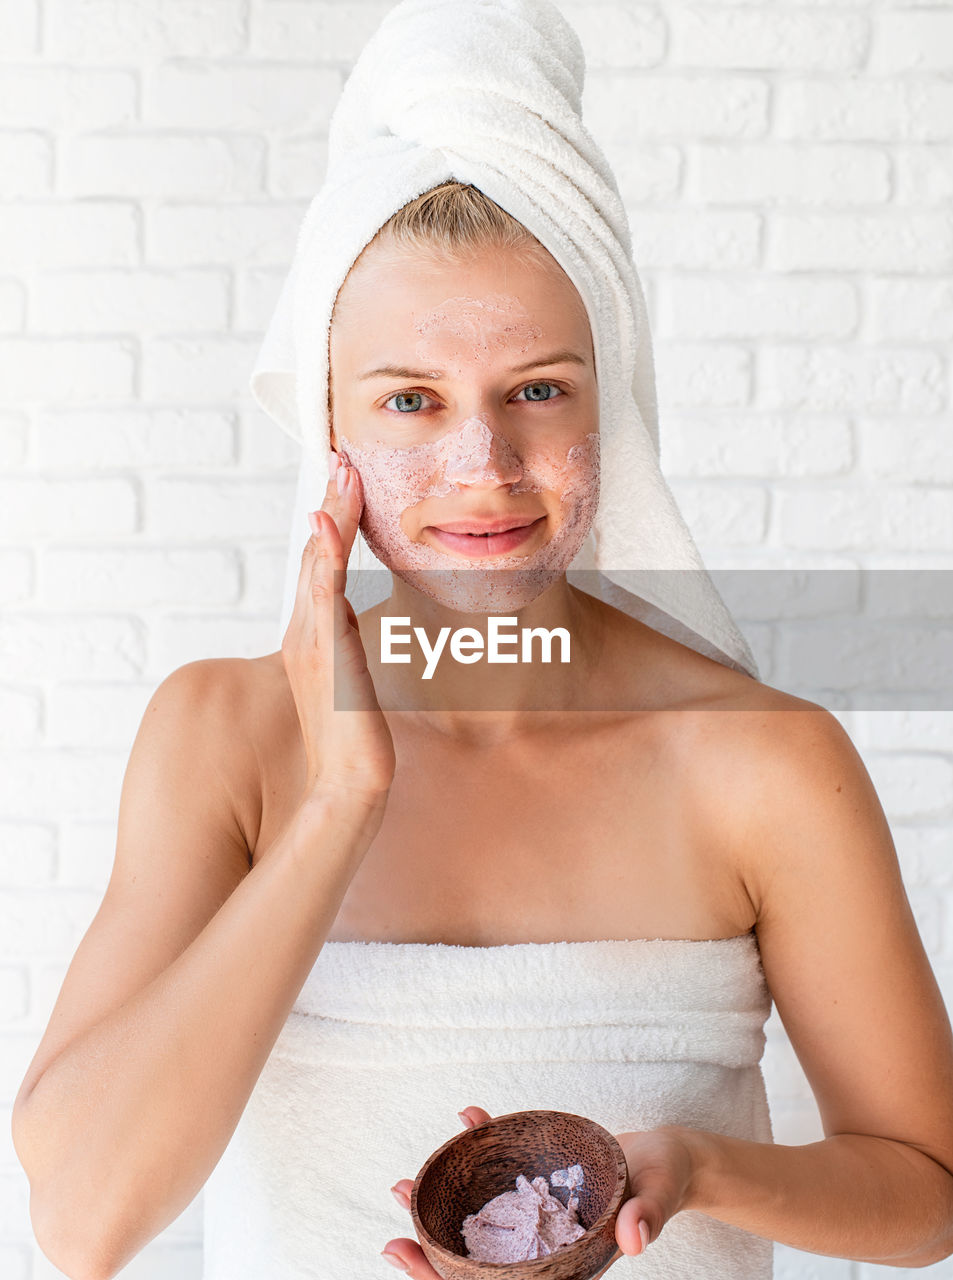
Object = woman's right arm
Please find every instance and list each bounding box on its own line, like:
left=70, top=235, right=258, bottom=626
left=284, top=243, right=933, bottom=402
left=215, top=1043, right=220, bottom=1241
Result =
left=11, top=456, right=392, bottom=1280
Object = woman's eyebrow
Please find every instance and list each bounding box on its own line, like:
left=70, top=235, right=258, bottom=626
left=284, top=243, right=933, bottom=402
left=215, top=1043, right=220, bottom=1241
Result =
left=357, top=349, right=589, bottom=381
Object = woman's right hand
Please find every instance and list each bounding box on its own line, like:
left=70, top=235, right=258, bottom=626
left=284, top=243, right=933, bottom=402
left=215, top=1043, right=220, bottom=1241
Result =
left=281, top=450, right=396, bottom=809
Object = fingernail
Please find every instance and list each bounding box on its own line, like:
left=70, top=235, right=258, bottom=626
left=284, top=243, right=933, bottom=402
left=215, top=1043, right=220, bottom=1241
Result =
left=390, top=1186, right=407, bottom=1207
left=308, top=511, right=321, bottom=535
left=457, top=1111, right=472, bottom=1127
left=329, top=451, right=339, bottom=475
left=639, top=1220, right=650, bottom=1251
left=380, top=1251, right=408, bottom=1271
left=336, top=465, right=348, bottom=494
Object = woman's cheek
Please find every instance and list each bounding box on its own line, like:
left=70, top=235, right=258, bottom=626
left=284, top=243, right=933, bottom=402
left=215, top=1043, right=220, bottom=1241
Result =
left=337, top=435, right=438, bottom=565
left=356, top=473, right=421, bottom=564
left=513, top=432, right=601, bottom=564
left=555, top=433, right=601, bottom=544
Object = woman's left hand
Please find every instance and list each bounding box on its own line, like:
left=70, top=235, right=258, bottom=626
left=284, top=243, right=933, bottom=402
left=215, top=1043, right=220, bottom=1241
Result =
left=380, top=1105, right=699, bottom=1276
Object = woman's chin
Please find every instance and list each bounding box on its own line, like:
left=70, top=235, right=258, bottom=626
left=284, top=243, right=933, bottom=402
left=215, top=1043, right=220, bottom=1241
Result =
left=391, top=564, right=565, bottom=616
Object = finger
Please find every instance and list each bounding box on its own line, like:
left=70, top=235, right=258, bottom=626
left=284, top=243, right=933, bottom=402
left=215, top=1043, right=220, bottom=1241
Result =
left=316, top=471, right=362, bottom=641
left=284, top=516, right=351, bottom=695
left=390, top=1178, right=414, bottom=1209
left=288, top=521, right=326, bottom=632
left=309, top=511, right=356, bottom=647
left=303, top=511, right=342, bottom=606
left=457, top=1106, right=493, bottom=1129
left=380, top=1238, right=442, bottom=1278
left=295, top=512, right=355, bottom=653
left=615, top=1193, right=657, bottom=1256
left=321, top=448, right=364, bottom=569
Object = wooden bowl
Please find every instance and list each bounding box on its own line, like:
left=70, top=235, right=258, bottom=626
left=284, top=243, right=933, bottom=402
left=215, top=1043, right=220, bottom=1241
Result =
left=410, top=1109, right=630, bottom=1280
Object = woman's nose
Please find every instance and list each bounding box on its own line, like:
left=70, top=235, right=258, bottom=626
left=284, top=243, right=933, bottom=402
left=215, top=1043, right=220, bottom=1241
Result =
left=440, top=416, right=523, bottom=489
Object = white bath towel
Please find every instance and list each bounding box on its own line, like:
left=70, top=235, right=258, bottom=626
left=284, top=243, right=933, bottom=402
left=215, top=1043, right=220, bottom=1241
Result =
left=250, top=0, right=760, bottom=681
left=201, top=932, right=775, bottom=1278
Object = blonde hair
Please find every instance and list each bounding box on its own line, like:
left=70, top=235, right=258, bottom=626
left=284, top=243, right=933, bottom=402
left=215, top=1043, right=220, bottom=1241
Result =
left=372, top=180, right=546, bottom=262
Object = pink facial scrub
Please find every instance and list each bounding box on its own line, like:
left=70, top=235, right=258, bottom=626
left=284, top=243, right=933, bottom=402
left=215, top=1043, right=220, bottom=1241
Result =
left=337, top=415, right=600, bottom=615
left=461, top=1164, right=587, bottom=1263
left=334, top=288, right=599, bottom=614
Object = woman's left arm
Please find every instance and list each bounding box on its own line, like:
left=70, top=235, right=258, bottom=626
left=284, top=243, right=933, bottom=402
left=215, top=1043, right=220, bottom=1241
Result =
left=673, top=704, right=953, bottom=1268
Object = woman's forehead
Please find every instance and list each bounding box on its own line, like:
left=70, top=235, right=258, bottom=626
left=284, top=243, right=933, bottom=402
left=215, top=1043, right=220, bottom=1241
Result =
left=331, top=243, right=594, bottom=363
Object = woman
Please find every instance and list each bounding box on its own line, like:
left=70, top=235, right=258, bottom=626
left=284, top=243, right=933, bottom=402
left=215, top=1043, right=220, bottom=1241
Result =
left=12, top=3, right=953, bottom=1279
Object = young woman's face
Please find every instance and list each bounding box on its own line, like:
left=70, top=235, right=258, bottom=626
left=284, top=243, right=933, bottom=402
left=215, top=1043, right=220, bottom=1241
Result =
left=328, top=239, right=599, bottom=612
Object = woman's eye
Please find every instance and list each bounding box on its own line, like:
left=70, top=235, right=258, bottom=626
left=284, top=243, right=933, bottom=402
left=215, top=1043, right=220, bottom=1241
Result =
left=383, top=390, right=433, bottom=413
left=381, top=381, right=565, bottom=414
left=514, top=381, right=564, bottom=403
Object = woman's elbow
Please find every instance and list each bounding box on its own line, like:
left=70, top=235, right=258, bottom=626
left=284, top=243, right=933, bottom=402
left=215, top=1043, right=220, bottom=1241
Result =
left=30, top=1187, right=123, bottom=1280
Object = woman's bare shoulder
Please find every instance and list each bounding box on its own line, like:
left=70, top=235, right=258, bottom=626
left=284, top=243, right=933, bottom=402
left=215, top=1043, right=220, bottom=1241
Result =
left=638, top=623, right=845, bottom=795
left=671, top=660, right=872, bottom=926
left=596, top=595, right=817, bottom=719
left=137, top=652, right=296, bottom=841
left=605, top=612, right=848, bottom=850
left=147, top=650, right=299, bottom=765
left=149, top=650, right=291, bottom=720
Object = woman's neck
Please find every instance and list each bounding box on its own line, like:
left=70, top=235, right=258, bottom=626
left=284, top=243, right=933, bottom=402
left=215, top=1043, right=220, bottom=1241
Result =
left=355, top=576, right=613, bottom=733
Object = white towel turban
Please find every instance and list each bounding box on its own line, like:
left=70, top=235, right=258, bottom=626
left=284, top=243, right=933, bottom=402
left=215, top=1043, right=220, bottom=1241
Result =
left=250, top=0, right=759, bottom=680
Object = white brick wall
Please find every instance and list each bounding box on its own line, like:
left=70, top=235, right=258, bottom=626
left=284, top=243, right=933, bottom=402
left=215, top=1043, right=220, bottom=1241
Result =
left=1, top=2, right=951, bottom=1278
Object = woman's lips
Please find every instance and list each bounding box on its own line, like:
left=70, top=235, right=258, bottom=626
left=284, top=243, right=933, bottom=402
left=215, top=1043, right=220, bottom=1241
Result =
left=427, top=516, right=545, bottom=558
